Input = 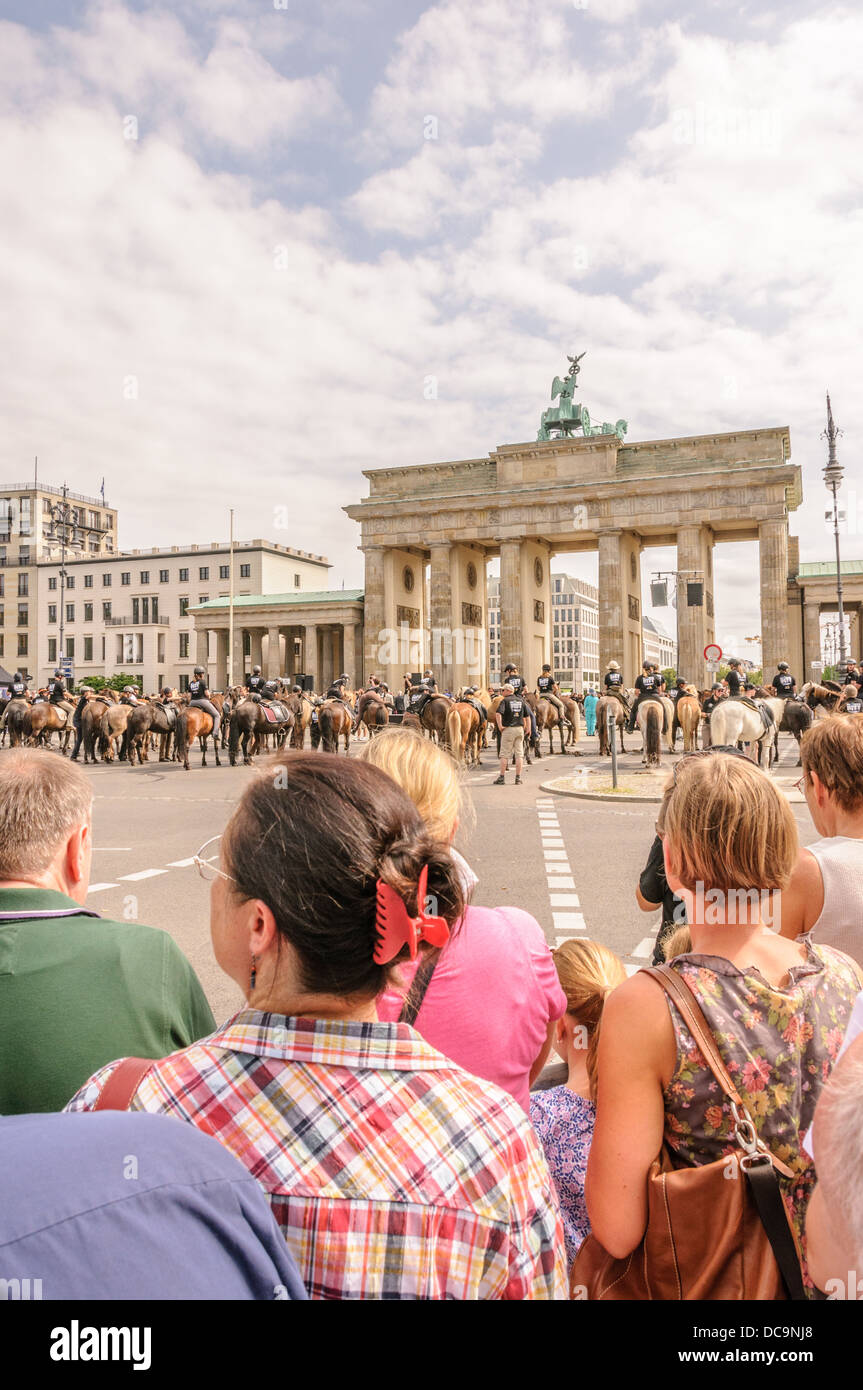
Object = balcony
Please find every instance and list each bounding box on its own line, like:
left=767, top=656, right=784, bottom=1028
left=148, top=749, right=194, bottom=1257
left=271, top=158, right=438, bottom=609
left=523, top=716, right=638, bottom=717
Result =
left=105, top=615, right=170, bottom=626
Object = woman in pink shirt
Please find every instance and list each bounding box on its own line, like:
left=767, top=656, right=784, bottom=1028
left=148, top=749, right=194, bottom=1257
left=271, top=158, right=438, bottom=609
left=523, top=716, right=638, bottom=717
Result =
left=356, top=729, right=566, bottom=1111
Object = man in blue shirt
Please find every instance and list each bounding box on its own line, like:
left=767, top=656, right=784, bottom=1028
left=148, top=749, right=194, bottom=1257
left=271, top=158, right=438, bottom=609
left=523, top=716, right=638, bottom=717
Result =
left=0, top=1111, right=306, bottom=1300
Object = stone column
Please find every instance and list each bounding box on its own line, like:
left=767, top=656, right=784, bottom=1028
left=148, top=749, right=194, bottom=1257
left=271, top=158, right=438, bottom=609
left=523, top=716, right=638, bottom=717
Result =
left=215, top=630, right=229, bottom=688
left=803, top=601, right=822, bottom=675
left=676, top=525, right=707, bottom=687
left=428, top=542, right=453, bottom=692
left=248, top=627, right=263, bottom=672
left=303, top=624, right=318, bottom=686
left=319, top=629, right=333, bottom=689
left=342, top=623, right=356, bottom=688
left=195, top=627, right=209, bottom=667
left=266, top=626, right=281, bottom=679
left=362, top=547, right=386, bottom=687
left=499, top=539, right=523, bottom=673
left=229, top=627, right=244, bottom=686
left=597, top=531, right=623, bottom=684
left=759, top=520, right=790, bottom=679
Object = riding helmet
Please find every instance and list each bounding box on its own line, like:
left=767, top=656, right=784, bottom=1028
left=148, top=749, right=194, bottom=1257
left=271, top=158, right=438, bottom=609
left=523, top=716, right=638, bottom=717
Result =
left=253, top=665, right=261, bottom=674
left=194, top=666, right=204, bottom=675
left=778, top=662, right=789, bottom=671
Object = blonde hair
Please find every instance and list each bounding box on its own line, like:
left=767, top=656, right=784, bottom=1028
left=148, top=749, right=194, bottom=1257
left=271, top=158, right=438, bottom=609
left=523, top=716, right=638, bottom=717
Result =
left=552, top=938, right=626, bottom=1101
left=353, top=727, right=473, bottom=843
left=662, top=754, right=797, bottom=894
left=661, top=925, right=692, bottom=960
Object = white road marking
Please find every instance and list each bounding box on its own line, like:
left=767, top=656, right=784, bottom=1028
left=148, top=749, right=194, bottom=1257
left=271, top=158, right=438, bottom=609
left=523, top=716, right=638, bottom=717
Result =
left=553, top=912, right=586, bottom=932
left=167, top=858, right=197, bottom=868
left=540, top=838, right=565, bottom=848
left=118, top=868, right=170, bottom=882
left=545, top=875, right=576, bottom=889
left=632, top=937, right=655, bottom=959
left=87, top=883, right=119, bottom=893
left=543, top=849, right=569, bottom=860
left=624, top=963, right=640, bottom=977
left=550, top=893, right=581, bottom=907
left=93, top=847, right=132, bottom=852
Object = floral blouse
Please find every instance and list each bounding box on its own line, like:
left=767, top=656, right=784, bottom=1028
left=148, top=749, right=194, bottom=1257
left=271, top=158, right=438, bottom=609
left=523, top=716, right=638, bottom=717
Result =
left=529, top=1086, right=595, bottom=1265
left=663, top=938, right=860, bottom=1289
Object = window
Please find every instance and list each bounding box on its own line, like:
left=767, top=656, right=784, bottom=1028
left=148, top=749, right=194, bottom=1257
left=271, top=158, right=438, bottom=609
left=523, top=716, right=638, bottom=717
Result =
left=0, top=574, right=6, bottom=596
left=159, top=569, right=169, bottom=583
left=66, top=603, right=75, bottom=623
left=65, top=574, right=74, bottom=590
left=179, top=568, right=189, bottom=582
left=103, top=573, right=112, bottom=587
left=219, top=565, right=229, bottom=579
left=179, top=674, right=190, bottom=692
left=240, top=564, right=250, bottom=578
left=17, top=573, right=28, bottom=596
left=151, top=597, right=158, bottom=622
left=140, top=571, right=149, bottom=585
left=84, top=602, right=93, bottom=622
left=18, top=604, right=28, bottom=626
left=179, top=597, right=189, bottom=617
left=65, top=637, right=75, bottom=660
left=48, top=637, right=56, bottom=664
left=103, top=601, right=112, bottom=621
left=121, top=572, right=130, bottom=585
left=48, top=604, right=57, bottom=624
left=84, top=636, right=93, bottom=662
left=179, top=632, right=189, bottom=659
left=199, top=595, right=208, bottom=606
left=199, top=566, right=209, bottom=580
left=17, top=634, right=27, bottom=657
left=84, top=573, right=93, bottom=588
left=294, top=573, right=301, bottom=588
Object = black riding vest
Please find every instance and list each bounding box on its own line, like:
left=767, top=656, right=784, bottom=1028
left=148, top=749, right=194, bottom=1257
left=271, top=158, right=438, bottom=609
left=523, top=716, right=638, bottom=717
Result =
left=506, top=675, right=525, bottom=694
left=605, top=672, right=623, bottom=688
left=188, top=679, right=207, bottom=699
left=537, top=676, right=555, bottom=693
left=248, top=675, right=265, bottom=692
left=10, top=681, right=26, bottom=697
left=773, top=673, right=795, bottom=692
left=49, top=681, right=66, bottom=703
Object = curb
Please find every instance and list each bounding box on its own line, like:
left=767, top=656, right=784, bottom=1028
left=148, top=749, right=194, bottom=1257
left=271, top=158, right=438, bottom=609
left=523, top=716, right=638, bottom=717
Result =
left=540, top=777, right=805, bottom=805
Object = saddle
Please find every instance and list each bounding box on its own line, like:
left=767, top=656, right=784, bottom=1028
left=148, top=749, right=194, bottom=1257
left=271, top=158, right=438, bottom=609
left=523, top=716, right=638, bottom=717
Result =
left=261, top=701, right=291, bottom=725
left=161, top=703, right=178, bottom=729
left=466, top=697, right=487, bottom=722
left=730, top=696, right=774, bottom=732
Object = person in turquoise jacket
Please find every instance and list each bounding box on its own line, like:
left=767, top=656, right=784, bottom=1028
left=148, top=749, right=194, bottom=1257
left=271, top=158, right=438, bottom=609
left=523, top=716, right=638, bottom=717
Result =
left=583, top=688, right=598, bottom=736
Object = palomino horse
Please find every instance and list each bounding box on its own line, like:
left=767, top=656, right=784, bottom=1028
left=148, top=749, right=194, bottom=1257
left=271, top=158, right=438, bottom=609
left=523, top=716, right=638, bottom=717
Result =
left=531, top=695, right=571, bottom=755
left=636, top=700, right=663, bottom=768
left=285, top=691, right=314, bottom=749
left=317, top=700, right=354, bottom=754
left=228, top=698, right=294, bottom=766
left=27, top=702, right=73, bottom=754
left=709, top=700, right=774, bottom=769
left=596, top=695, right=627, bottom=755
left=449, top=702, right=483, bottom=766
left=801, top=682, right=843, bottom=716
left=175, top=706, right=221, bottom=770
left=356, top=690, right=390, bottom=739
left=674, top=690, right=702, bottom=753
left=99, top=703, right=133, bottom=762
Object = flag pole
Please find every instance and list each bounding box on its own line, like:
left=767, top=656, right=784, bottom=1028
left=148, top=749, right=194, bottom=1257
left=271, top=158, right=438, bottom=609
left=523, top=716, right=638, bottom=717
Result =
left=228, top=509, right=235, bottom=689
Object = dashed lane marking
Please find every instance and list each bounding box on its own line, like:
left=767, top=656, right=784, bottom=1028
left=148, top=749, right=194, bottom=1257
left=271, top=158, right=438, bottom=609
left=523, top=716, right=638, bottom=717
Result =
left=632, top=937, right=655, bottom=959
left=167, top=858, right=197, bottom=868
left=87, top=883, right=119, bottom=893
left=550, top=893, right=581, bottom=907
left=117, top=868, right=170, bottom=882
left=553, top=912, right=586, bottom=933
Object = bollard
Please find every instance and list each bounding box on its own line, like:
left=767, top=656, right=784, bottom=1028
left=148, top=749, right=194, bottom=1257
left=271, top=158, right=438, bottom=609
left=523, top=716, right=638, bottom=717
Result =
left=607, top=706, right=618, bottom=789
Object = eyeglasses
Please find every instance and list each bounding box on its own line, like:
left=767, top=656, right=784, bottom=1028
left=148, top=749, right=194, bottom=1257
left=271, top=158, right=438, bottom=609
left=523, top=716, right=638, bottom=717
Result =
left=672, top=745, right=757, bottom=784
left=193, top=835, right=236, bottom=885
left=794, top=775, right=809, bottom=795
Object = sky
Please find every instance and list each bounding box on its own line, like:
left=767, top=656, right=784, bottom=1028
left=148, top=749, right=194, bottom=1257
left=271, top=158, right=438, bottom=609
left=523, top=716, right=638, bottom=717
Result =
left=2, top=0, right=861, bottom=662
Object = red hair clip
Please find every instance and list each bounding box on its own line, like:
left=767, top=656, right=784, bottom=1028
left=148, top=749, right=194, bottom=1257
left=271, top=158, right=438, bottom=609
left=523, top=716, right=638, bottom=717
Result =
left=374, top=865, right=450, bottom=965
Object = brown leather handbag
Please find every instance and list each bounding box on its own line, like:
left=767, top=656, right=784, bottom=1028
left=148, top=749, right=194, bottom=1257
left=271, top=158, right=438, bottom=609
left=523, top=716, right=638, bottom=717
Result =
left=570, top=965, right=807, bottom=1301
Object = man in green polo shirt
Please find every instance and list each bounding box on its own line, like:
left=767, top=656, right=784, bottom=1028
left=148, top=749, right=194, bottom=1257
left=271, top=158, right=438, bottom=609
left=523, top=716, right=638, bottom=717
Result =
left=0, top=748, right=216, bottom=1114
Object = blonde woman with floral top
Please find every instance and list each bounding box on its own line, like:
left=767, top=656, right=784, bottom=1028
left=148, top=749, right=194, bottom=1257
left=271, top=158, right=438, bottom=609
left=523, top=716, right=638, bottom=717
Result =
left=586, top=750, right=862, bottom=1294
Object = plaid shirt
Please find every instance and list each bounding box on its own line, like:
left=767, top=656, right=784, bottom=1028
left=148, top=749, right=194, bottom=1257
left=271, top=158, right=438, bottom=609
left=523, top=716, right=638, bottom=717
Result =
left=67, top=1011, right=567, bottom=1300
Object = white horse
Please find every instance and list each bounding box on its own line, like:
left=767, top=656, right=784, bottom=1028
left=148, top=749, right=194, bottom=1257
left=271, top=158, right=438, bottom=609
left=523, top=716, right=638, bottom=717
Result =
left=658, top=694, right=675, bottom=753
left=709, top=700, right=774, bottom=769
left=637, top=699, right=663, bottom=768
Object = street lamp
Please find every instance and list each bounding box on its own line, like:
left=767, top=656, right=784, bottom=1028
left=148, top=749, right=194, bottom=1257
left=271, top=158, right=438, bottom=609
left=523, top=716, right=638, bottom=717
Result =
left=45, top=484, right=106, bottom=680
left=822, top=392, right=847, bottom=669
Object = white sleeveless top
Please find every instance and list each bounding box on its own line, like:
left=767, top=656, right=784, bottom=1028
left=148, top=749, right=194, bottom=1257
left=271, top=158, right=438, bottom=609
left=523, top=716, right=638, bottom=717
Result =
left=808, top=836, right=863, bottom=966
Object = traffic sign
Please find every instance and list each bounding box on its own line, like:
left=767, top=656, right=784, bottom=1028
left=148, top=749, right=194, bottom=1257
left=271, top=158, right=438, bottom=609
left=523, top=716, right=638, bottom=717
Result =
left=703, top=643, right=722, bottom=662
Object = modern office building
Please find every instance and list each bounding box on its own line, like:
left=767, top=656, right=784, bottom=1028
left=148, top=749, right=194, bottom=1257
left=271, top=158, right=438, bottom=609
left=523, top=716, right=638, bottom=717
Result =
left=488, top=573, right=600, bottom=691
left=642, top=614, right=677, bottom=672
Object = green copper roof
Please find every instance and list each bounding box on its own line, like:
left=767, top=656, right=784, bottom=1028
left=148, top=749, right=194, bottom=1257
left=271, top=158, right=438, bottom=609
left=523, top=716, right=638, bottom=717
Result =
left=797, top=562, right=863, bottom=578
left=192, top=589, right=363, bottom=611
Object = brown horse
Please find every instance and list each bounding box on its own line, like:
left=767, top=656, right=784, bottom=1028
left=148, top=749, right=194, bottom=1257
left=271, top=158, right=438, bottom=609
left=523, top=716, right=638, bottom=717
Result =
left=127, top=700, right=180, bottom=765
left=419, top=695, right=458, bottom=749
left=3, top=698, right=31, bottom=748
left=596, top=695, right=627, bottom=755
left=317, top=699, right=353, bottom=753
left=532, top=695, right=580, bottom=754
left=229, top=698, right=294, bottom=766
left=356, top=690, right=390, bottom=739
left=27, top=702, right=73, bottom=754
left=175, top=706, right=221, bottom=770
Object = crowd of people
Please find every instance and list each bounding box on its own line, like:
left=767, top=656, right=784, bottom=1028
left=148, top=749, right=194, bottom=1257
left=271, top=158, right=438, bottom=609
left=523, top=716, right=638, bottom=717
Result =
left=2, top=713, right=863, bottom=1301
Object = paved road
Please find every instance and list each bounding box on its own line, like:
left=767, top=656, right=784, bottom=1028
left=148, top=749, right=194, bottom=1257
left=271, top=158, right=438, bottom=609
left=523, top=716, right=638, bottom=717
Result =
left=81, top=731, right=816, bottom=1024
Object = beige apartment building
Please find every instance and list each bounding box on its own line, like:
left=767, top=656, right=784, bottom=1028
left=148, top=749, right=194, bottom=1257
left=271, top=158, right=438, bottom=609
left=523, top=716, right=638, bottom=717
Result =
left=35, top=539, right=330, bottom=692
left=0, top=480, right=118, bottom=676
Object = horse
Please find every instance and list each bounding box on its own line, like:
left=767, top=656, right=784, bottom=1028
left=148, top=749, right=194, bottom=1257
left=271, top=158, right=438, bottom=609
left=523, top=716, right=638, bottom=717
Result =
left=657, top=695, right=676, bottom=754
left=27, top=702, right=72, bottom=754
left=3, top=698, right=31, bottom=748
left=126, top=700, right=180, bottom=765
left=532, top=696, right=570, bottom=754
left=317, top=700, right=353, bottom=754
left=709, top=699, right=774, bottom=769
left=801, top=682, right=843, bottom=715
left=286, top=691, right=314, bottom=749
left=418, top=694, right=457, bottom=747
left=228, top=698, right=294, bottom=766
left=99, top=703, right=133, bottom=762
left=637, top=699, right=663, bottom=768
left=675, top=692, right=702, bottom=753
left=596, top=695, right=627, bottom=755
left=175, top=706, right=221, bottom=770
left=356, top=690, right=390, bottom=739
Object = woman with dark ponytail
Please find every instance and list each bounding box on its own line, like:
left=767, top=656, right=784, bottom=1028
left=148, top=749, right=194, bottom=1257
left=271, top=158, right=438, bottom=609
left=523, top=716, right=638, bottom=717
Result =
left=68, top=752, right=566, bottom=1301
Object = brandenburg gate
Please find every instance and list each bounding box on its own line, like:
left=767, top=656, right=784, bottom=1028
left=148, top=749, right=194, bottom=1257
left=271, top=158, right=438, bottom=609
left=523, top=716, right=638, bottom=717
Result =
left=345, top=371, right=801, bottom=691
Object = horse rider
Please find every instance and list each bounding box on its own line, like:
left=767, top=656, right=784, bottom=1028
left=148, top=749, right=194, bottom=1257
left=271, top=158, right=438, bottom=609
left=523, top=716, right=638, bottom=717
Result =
left=842, top=659, right=861, bottom=691
left=493, top=683, right=531, bottom=787
left=771, top=662, right=796, bottom=698
left=603, top=661, right=629, bottom=713
left=724, top=658, right=745, bottom=698
left=503, top=663, right=540, bottom=755
left=672, top=676, right=689, bottom=702
left=407, top=669, right=438, bottom=720
left=461, top=685, right=489, bottom=724
left=48, top=669, right=75, bottom=718
left=700, top=682, right=726, bottom=748
left=69, top=686, right=94, bottom=762
left=187, top=666, right=221, bottom=739
left=9, top=670, right=28, bottom=699
left=247, top=666, right=267, bottom=698
left=627, top=661, right=665, bottom=733
left=120, top=685, right=140, bottom=706
left=536, top=664, right=567, bottom=723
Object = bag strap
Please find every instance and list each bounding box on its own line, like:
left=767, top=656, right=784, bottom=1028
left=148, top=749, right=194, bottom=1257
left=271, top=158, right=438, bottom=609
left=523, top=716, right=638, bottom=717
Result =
left=745, top=1155, right=807, bottom=1300
left=93, top=1057, right=153, bottom=1112
left=643, top=965, right=796, bottom=1180
left=398, top=952, right=440, bottom=1027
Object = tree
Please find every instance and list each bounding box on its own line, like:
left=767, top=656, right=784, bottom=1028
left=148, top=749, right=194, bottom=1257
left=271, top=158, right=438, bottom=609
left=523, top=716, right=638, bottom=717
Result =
left=80, top=673, right=140, bottom=694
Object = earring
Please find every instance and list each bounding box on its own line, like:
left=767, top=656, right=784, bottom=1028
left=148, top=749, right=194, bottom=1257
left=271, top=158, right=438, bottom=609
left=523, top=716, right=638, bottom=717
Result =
left=250, top=954, right=258, bottom=992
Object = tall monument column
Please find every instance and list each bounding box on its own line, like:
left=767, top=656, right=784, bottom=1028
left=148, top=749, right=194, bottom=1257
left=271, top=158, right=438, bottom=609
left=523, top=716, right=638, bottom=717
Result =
left=598, top=529, right=642, bottom=687
left=196, top=628, right=209, bottom=668
left=266, top=626, right=281, bottom=679
left=499, top=540, right=523, bottom=672
left=428, top=542, right=453, bottom=691
left=759, top=519, right=790, bottom=678
left=803, top=601, right=822, bottom=675
left=302, top=624, right=318, bottom=684
left=362, top=547, right=386, bottom=686
left=342, top=624, right=356, bottom=688
left=676, top=525, right=712, bottom=687
left=215, top=630, right=229, bottom=687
